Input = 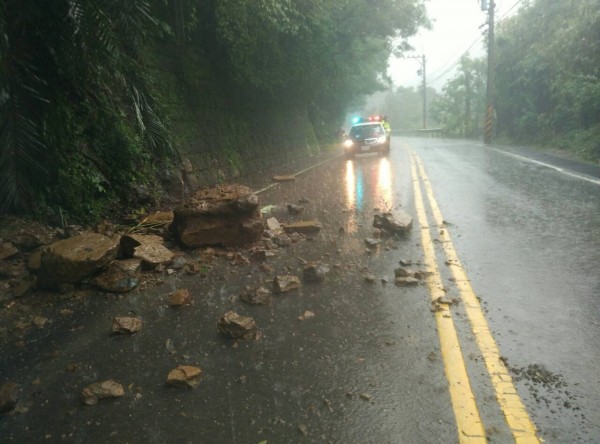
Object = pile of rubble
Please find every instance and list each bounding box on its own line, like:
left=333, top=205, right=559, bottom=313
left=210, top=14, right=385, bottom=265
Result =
left=0, top=184, right=269, bottom=301
left=1, top=182, right=428, bottom=414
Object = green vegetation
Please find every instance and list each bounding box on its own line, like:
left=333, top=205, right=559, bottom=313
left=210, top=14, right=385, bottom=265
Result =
left=430, top=56, right=485, bottom=137
left=495, top=0, right=599, bottom=160
left=431, top=0, right=599, bottom=160
left=0, top=0, right=428, bottom=220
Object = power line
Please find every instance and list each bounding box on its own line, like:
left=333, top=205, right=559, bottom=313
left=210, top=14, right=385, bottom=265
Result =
left=427, top=0, right=523, bottom=86
left=395, top=0, right=525, bottom=89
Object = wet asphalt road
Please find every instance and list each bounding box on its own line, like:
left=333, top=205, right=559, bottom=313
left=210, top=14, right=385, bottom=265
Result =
left=1, top=137, right=599, bottom=443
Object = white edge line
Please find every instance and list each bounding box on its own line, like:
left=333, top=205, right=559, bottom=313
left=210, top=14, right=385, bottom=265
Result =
left=254, top=153, right=343, bottom=195
left=486, top=146, right=600, bottom=186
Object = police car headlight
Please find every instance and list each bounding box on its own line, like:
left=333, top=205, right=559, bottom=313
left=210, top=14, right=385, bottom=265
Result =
left=377, top=135, right=387, bottom=144
left=344, top=139, right=353, bottom=148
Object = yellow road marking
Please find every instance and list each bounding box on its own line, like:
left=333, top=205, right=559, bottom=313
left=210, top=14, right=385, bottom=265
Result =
left=411, top=151, right=540, bottom=443
left=410, top=157, right=487, bottom=443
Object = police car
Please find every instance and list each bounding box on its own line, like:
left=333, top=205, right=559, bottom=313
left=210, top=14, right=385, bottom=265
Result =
left=343, top=116, right=390, bottom=158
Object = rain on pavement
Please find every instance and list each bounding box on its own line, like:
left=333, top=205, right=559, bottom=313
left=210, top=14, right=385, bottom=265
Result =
left=1, top=136, right=599, bottom=443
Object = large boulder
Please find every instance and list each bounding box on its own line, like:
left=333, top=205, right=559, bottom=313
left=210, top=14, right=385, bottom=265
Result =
left=37, top=233, right=119, bottom=288
left=171, top=184, right=264, bottom=248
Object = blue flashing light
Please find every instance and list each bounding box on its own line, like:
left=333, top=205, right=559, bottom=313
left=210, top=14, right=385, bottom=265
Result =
left=351, top=116, right=361, bottom=124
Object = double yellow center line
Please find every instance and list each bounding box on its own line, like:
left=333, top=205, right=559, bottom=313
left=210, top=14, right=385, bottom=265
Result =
left=409, top=149, right=540, bottom=443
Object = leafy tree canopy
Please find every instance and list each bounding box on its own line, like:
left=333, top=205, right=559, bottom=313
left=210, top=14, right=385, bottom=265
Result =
left=1, top=0, right=428, bottom=218
left=494, top=0, right=599, bottom=158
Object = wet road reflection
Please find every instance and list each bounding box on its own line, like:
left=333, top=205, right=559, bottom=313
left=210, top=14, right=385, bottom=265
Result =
left=344, top=157, right=395, bottom=234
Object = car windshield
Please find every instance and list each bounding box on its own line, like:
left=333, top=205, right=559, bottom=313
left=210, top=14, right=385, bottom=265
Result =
left=350, top=124, right=382, bottom=137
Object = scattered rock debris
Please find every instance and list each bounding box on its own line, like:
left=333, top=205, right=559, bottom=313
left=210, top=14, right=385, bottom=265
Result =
left=217, top=311, right=257, bottom=339
left=364, top=274, right=377, bottom=283
left=359, top=393, right=372, bottom=401
left=364, top=238, right=381, bottom=248
left=240, top=286, right=272, bottom=305
left=298, top=310, right=315, bottom=321
left=169, top=289, right=192, bottom=307
left=81, top=380, right=124, bottom=405
left=373, top=212, right=413, bottom=233
left=395, top=277, right=420, bottom=287
left=303, top=263, right=329, bottom=282
left=298, top=423, right=308, bottom=435
left=120, top=234, right=174, bottom=269
left=287, top=204, right=304, bottom=215
left=92, top=260, right=140, bottom=293
left=112, top=316, right=143, bottom=334
left=167, top=365, right=202, bottom=389
left=282, top=220, right=322, bottom=235
left=274, top=275, right=301, bottom=293
left=0, top=242, right=19, bottom=261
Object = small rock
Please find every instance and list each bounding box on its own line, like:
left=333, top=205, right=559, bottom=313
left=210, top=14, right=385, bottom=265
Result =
left=373, top=211, right=413, bottom=233
left=282, top=220, right=322, bottom=235
left=266, top=217, right=282, bottom=232
left=298, top=310, right=315, bottom=321
left=229, top=252, right=249, bottom=266
left=112, top=316, right=142, bottom=334
left=0, top=382, right=19, bottom=414
left=144, top=211, right=174, bottom=225
left=171, top=255, right=187, bottom=270
left=298, top=424, right=308, bottom=435
left=120, top=234, right=174, bottom=269
left=364, top=238, right=381, bottom=248
left=435, top=296, right=456, bottom=306
left=0, top=242, right=19, bottom=261
left=81, top=380, right=124, bottom=405
left=166, top=365, right=202, bottom=389
left=395, top=277, right=420, bottom=287
left=240, top=286, right=272, bottom=305
left=272, top=234, right=292, bottom=247
left=298, top=197, right=311, bottom=204
left=364, top=274, right=377, bottom=283
left=287, top=204, right=304, bottom=215
left=0, top=261, right=25, bottom=278
left=274, top=275, right=301, bottom=293
left=288, top=232, right=304, bottom=243
left=250, top=249, right=267, bottom=262
left=91, top=261, right=140, bottom=293
left=169, top=289, right=192, bottom=307
left=399, top=259, right=413, bottom=266
left=199, top=248, right=215, bottom=263
left=32, top=316, right=48, bottom=329
left=303, top=263, right=330, bottom=282
left=217, top=311, right=257, bottom=339
left=260, top=263, right=275, bottom=273
left=394, top=267, right=413, bottom=278
left=359, top=393, right=372, bottom=401
left=66, top=363, right=80, bottom=373
left=262, top=238, right=279, bottom=250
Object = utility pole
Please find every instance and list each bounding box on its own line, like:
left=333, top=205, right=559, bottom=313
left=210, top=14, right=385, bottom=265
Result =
left=422, top=54, right=427, bottom=130
left=405, top=55, right=427, bottom=129
left=483, top=0, right=495, bottom=144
